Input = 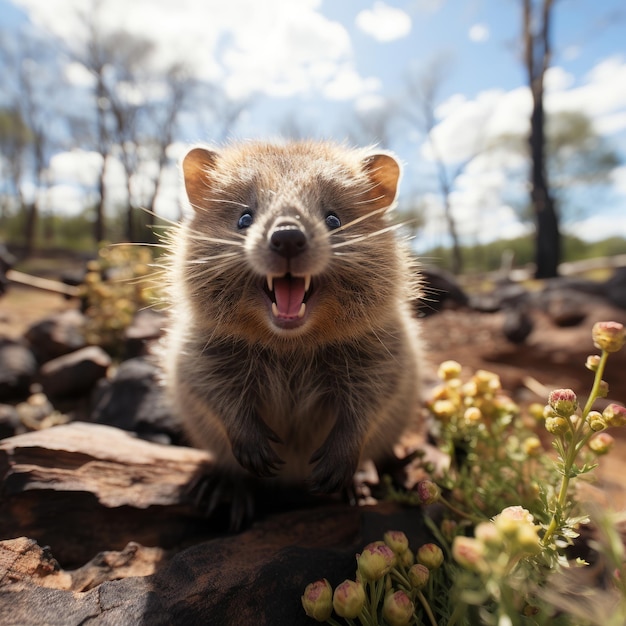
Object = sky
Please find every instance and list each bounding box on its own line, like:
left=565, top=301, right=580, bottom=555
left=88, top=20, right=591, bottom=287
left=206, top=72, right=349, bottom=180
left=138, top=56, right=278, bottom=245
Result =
left=1, top=0, right=626, bottom=253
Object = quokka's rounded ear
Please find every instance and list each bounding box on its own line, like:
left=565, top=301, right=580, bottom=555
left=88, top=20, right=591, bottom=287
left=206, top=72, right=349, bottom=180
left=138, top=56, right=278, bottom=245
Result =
left=361, top=152, right=402, bottom=211
left=182, top=147, right=219, bottom=212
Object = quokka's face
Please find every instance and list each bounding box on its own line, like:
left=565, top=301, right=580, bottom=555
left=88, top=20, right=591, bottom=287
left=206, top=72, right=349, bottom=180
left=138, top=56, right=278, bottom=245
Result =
left=180, top=142, right=403, bottom=343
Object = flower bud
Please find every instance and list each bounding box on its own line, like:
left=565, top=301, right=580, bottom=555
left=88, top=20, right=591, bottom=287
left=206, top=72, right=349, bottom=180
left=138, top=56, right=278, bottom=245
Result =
left=438, top=360, right=462, bottom=380
left=384, top=530, right=409, bottom=555
left=398, top=547, right=414, bottom=568
left=522, top=436, right=542, bottom=456
left=598, top=380, right=609, bottom=398
left=587, top=411, right=607, bottom=432
left=382, top=590, right=414, bottom=626
left=301, top=579, right=333, bottom=621
left=516, top=523, right=542, bottom=554
left=440, top=519, right=457, bottom=542
left=603, top=403, right=626, bottom=428
left=357, top=541, right=396, bottom=581
left=463, top=406, right=482, bottom=424
left=408, top=563, right=430, bottom=589
left=529, top=403, right=545, bottom=420
left=548, top=389, right=578, bottom=417
left=494, top=506, right=535, bottom=538
left=416, top=543, right=444, bottom=570
left=452, top=536, right=485, bottom=571
left=589, top=432, right=614, bottom=455
left=431, top=399, right=457, bottom=420
left=332, top=579, right=365, bottom=619
left=592, top=321, right=625, bottom=353
left=585, top=355, right=601, bottom=371
left=545, top=415, right=568, bottom=435
left=473, top=369, right=501, bottom=394
left=415, top=479, right=441, bottom=505
left=474, top=521, right=501, bottom=547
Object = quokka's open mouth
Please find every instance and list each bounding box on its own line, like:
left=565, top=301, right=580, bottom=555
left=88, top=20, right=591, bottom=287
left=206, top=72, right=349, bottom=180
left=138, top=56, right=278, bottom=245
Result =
left=265, top=273, right=312, bottom=321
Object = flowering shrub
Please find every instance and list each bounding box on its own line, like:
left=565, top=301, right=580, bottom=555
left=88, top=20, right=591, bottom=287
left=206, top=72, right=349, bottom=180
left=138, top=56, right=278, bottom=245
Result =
left=303, top=321, right=626, bottom=625
left=81, top=244, right=160, bottom=356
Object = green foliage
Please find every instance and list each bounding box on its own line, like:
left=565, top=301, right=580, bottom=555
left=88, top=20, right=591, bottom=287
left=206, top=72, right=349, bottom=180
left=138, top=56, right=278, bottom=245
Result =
left=418, top=233, right=626, bottom=274
left=303, top=323, right=626, bottom=625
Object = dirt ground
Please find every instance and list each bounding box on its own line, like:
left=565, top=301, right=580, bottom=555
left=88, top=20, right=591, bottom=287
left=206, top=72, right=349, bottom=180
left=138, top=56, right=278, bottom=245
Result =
left=2, top=284, right=626, bottom=511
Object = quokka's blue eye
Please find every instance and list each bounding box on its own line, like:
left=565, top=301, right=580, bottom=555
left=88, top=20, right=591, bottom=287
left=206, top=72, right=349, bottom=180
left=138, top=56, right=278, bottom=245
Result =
left=325, top=212, right=341, bottom=230
left=238, top=212, right=253, bottom=229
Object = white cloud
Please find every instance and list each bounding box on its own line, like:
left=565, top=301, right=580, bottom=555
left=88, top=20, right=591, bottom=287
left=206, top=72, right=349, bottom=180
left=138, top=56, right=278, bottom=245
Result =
left=12, top=0, right=375, bottom=102
left=48, top=150, right=102, bottom=187
left=356, top=2, right=412, bottom=42
left=468, top=23, right=489, bottom=43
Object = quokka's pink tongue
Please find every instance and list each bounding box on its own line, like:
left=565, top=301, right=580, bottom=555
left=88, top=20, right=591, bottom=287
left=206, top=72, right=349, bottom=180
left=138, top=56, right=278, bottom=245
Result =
left=273, top=276, right=306, bottom=317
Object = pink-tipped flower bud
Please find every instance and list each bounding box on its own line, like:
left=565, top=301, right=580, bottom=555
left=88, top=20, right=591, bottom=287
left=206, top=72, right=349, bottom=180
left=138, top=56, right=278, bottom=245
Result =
left=585, top=354, right=601, bottom=371
left=592, top=321, right=625, bottom=353
left=438, top=360, right=462, bottom=380
left=408, top=563, right=430, bottom=589
left=545, top=415, right=569, bottom=435
left=382, top=590, right=414, bottom=626
left=301, top=579, right=333, bottom=621
left=440, top=519, right=457, bottom=542
left=474, top=521, right=501, bottom=547
left=603, top=403, right=626, bottom=428
left=548, top=389, right=578, bottom=417
left=452, top=536, right=485, bottom=571
left=384, top=530, right=409, bottom=555
left=589, top=432, right=614, bottom=455
left=415, top=479, right=441, bottom=505
left=587, top=411, right=607, bottom=432
left=332, top=579, right=365, bottom=619
left=416, top=543, right=444, bottom=570
left=357, top=541, right=396, bottom=581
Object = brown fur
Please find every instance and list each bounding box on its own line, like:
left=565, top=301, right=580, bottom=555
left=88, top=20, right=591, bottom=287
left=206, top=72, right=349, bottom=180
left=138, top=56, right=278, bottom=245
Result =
left=161, top=140, right=422, bottom=494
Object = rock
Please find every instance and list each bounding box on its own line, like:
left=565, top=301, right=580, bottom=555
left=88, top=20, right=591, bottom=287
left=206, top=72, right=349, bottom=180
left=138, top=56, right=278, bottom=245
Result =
left=470, top=283, right=530, bottom=313
left=0, top=404, right=22, bottom=439
left=416, top=266, right=469, bottom=316
left=38, top=346, right=111, bottom=398
left=0, top=502, right=434, bottom=626
left=91, top=357, right=182, bottom=443
left=0, top=338, right=37, bottom=401
left=502, top=308, right=534, bottom=344
left=24, top=309, right=87, bottom=363
left=605, top=266, right=626, bottom=310
left=123, top=309, right=165, bottom=358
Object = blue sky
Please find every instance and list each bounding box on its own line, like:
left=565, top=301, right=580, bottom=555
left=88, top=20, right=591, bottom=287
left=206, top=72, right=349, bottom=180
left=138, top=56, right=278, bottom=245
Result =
left=1, top=0, right=625, bottom=251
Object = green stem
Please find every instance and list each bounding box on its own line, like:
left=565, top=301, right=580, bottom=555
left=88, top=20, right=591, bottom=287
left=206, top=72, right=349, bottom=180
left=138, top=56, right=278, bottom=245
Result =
left=582, top=351, right=609, bottom=417
left=446, top=602, right=465, bottom=626
left=439, top=495, right=484, bottom=524
left=417, top=589, right=439, bottom=626
left=543, top=350, right=609, bottom=547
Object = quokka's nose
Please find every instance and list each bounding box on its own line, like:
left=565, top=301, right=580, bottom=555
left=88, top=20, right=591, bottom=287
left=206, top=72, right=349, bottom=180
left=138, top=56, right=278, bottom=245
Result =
left=269, top=223, right=307, bottom=258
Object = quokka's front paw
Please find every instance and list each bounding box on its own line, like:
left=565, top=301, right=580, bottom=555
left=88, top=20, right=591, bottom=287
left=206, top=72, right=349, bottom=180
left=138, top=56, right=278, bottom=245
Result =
left=308, top=440, right=360, bottom=494
left=230, top=422, right=284, bottom=478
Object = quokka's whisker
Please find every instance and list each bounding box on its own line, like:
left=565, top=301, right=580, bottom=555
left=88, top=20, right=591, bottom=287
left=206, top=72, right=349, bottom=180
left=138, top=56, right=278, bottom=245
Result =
left=328, top=205, right=389, bottom=235
left=330, top=222, right=405, bottom=250
left=183, top=233, right=246, bottom=247
left=187, top=252, right=241, bottom=264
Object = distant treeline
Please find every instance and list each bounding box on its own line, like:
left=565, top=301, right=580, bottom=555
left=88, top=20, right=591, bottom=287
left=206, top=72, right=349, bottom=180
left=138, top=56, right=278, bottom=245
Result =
left=417, top=234, right=626, bottom=274
left=1, top=206, right=624, bottom=274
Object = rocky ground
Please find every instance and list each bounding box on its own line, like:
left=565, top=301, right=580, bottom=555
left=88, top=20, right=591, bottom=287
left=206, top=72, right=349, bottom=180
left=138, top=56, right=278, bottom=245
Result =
left=0, top=267, right=626, bottom=624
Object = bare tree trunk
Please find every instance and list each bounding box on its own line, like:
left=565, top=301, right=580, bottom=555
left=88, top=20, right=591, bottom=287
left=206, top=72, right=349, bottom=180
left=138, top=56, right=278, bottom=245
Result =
left=523, top=0, right=560, bottom=279
left=95, top=153, right=107, bottom=243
